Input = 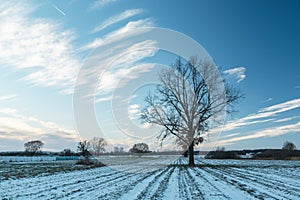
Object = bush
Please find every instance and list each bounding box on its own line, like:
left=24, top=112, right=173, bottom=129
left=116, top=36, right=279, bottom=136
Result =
left=205, top=151, right=239, bottom=159
left=254, top=149, right=300, bottom=160
left=76, top=156, right=105, bottom=166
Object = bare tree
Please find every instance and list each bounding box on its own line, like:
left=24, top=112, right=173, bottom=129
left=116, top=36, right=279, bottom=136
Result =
left=89, top=137, right=107, bottom=156
left=77, top=140, right=91, bottom=158
left=141, top=57, right=242, bottom=166
left=24, top=140, right=44, bottom=156
left=282, top=141, right=296, bottom=151
left=129, top=143, right=150, bottom=153
left=114, top=146, right=125, bottom=153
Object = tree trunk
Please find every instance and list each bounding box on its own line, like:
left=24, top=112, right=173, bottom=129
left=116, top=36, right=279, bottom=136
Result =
left=188, top=141, right=195, bottom=166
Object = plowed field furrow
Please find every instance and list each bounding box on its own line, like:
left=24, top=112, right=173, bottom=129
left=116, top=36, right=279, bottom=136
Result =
left=225, top=167, right=300, bottom=195
left=134, top=167, right=173, bottom=199
left=0, top=157, right=299, bottom=200
left=202, top=167, right=284, bottom=199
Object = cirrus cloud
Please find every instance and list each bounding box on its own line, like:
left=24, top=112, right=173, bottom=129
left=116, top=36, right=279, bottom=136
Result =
left=89, top=0, right=118, bottom=10
left=224, top=66, right=246, bottom=83
left=93, top=9, right=144, bottom=33
left=0, top=1, right=80, bottom=93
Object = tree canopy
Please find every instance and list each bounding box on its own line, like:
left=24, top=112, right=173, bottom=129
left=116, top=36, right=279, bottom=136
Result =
left=89, top=137, right=107, bottom=156
left=282, top=141, right=297, bottom=151
left=129, top=143, right=150, bottom=153
left=24, top=140, right=44, bottom=156
left=77, top=140, right=91, bottom=158
left=141, top=57, right=242, bottom=166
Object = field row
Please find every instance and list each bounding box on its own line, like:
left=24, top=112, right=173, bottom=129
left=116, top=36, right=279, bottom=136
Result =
left=1, top=156, right=299, bottom=199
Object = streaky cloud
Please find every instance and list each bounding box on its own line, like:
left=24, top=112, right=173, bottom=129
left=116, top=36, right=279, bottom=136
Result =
left=82, top=18, right=155, bottom=50
left=206, top=98, right=300, bottom=144
left=0, top=1, right=80, bottom=93
left=89, top=0, right=117, bottom=10
left=217, top=121, right=300, bottom=146
left=0, top=94, right=17, bottom=101
left=224, top=66, right=246, bottom=83
left=93, top=9, right=144, bottom=33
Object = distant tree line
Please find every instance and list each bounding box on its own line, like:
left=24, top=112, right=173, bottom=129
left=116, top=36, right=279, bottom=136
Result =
left=205, top=141, right=299, bottom=160
left=1, top=140, right=298, bottom=160
left=1, top=138, right=152, bottom=157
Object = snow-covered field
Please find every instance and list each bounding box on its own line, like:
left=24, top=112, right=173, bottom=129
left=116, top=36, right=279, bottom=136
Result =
left=0, top=156, right=299, bottom=199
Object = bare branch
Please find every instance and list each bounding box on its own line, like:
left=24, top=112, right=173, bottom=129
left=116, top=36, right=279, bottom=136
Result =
left=141, top=57, right=242, bottom=166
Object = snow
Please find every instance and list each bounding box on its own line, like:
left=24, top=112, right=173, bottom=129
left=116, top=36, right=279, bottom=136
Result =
left=0, top=156, right=299, bottom=199
left=239, top=153, right=254, bottom=159
left=0, top=156, right=56, bottom=162
left=0, top=156, right=78, bottom=163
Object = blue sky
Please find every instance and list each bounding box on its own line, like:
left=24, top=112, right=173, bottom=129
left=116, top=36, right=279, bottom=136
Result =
left=0, top=0, right=299, bottom=152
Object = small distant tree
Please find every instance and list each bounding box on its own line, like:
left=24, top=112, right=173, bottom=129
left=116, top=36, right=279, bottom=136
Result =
left=114, top=146, right=125, bottom=153
left=77, top=140, right=91, bottom=158
left=282, top=141, right=296, bottom=151
left=129, top=143, right=150, bottom=153
left=77, top=140, right=105, bottom=166
left=89, top=137, right=107, bottom=156
left=24, top=140, right=44, bottom=156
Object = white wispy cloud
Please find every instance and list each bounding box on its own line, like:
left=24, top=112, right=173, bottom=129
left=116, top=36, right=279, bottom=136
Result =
left=205, top=98, right=300, bottom=147
left=0, top=108, right=76, bottom=136
left=259, top=98, right=300, bottom=113
left=207, top=118, right=274, bottom=137
left=82, top=18, right=154, bottom=50
left=223, top=133, right=240, bottom=138
left=93, top=9, right=144, bottom=33
left=128, top=104, right=141, bottom=119
left=96, top=62, right=156, bottom=96
left=0, top=2, right=154, bottom=97
left=0, top=94, right=17, bottom=101
left=220, top=98, right=300, bottom=133
left=263, top=97, right=273, bottom=103
left=0, top=108, right=18, bottom=115
left=295, top=85, right=300, bottom=89
left=89, top=0, right=117, bottom=10
left=76, top=41, right=157, bottom=102
left=94, top=96, right=114, bottom=103
left=0, top=1, right=80, bottom=93
left=217, top=121, right=300, bottom=146
left=274, top=117, right=298, bottom=123
left=77, top=18, right=157, bottom=102
left=0, top=108, right=78, bottom=149
left=224, top=66, right=246, bottom=83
